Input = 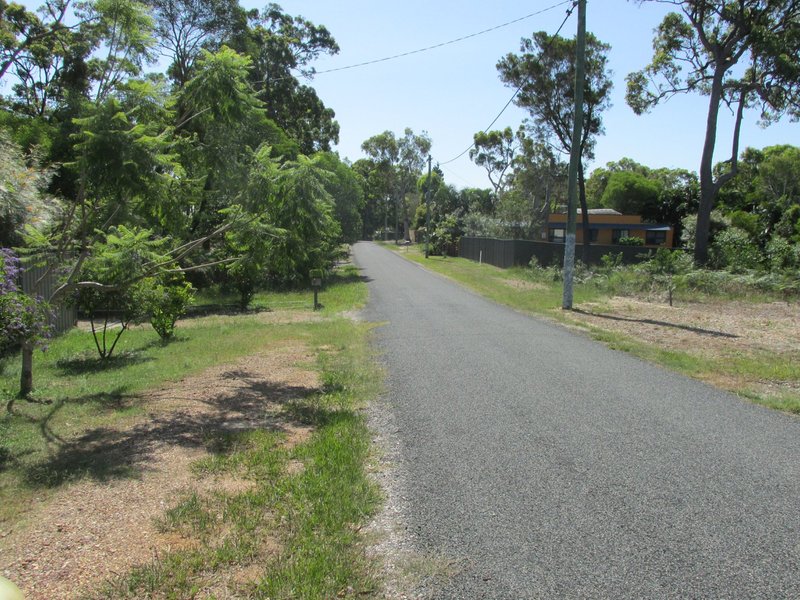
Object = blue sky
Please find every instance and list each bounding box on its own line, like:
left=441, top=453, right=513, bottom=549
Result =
left=247, top=0, right=799, bottom=189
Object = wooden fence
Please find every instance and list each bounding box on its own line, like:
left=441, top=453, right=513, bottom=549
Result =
left=20, top=260, right=77, bottom=335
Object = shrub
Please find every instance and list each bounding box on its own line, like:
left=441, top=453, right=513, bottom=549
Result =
left=765, top=235, right=800, bottom=272
left=617, top=236, right=644, bottom=246
left=145, top=273, right=195, bottom=340
left=710, top=227, right=763, bottom=272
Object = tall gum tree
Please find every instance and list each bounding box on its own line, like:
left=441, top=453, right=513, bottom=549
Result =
left=626, top=0, right=800, bottom=264
left=497, top=31, right=612, bottom=258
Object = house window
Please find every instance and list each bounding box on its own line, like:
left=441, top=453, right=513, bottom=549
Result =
left=588, top=228, right=599, bottom=243
left=646, top=230, right=667, bottom=246
left=612, top=229, right=629, bottom=244
left=549, top=227, right=565, bottom=243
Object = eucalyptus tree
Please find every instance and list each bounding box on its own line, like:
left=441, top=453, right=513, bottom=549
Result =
left=146, top=0, right=242, bottom=87
left=469, top=127, right=520, bottom=199
left=361, top=128, right=431, bottom=242
left=501, top=139, right=567, bottom=240
left=497, top=31, right=612, bottom=254
left=0, top=0, right=74, bottom=82
left=627, top=0, right=800, bottom=264
left=227, top=3, right=340, bottom=153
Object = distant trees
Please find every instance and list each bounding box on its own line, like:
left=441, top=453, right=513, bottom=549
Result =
left=586, top=158, right=699, bottom=244
left=469, top=127, right=520, bottom=198
left=627, top=0, right=800, bottom=264
left=360, top=128, right=431, bottom=242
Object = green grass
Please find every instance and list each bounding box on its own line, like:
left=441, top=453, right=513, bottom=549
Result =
left=390, top=245, right=602, bottom=317
left=388, top=244, right=800, bottom=415
left=192, top=263, right=369, bottom=315
left=1, top=262, right=384, bottom=598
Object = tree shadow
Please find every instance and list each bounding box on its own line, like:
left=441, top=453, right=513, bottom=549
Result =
left=22, top=370, right=321, bottom=489
left=571, top=308, right=740, bottom=339
left=56, top=351, right=154, bottom=376
left=330, top=266, right=373, bottom=285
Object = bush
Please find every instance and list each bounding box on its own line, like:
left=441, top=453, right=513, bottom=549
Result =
left=617, top=236, right=644, bottom=246
left=765, top=235, right=800, bottom=272
left=144, top=274, right=195, bottom=340
left=710, top=227, right=763, bottom=272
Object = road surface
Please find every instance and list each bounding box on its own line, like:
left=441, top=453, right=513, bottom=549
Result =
left=354, top=241, right=800, bottom=599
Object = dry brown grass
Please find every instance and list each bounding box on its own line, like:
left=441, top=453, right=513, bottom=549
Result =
left=565, top=296, right=800, bottom=401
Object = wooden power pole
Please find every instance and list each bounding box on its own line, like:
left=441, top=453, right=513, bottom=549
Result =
left=562, top=0, right=586, bottom=310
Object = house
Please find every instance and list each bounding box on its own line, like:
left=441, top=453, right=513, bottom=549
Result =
left=546, top=209, right=673, bottom=247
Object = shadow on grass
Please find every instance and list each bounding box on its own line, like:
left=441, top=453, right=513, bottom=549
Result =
left=571, top=308, right=740, bottom=339
left=22, top=370, right=320, bottom=489
left=56, top=351, right=155, bottom=376
left=329, top=268, right=373, bottom=285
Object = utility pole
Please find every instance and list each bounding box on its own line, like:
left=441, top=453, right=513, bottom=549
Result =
left=424, top=154, right=432, bottom=258
left=562, top=0, right=586, bottom=310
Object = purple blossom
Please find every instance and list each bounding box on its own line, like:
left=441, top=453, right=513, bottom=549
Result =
left=1, top=248, right=51, bottom=350
left=1, top=248, right=20, bottom=294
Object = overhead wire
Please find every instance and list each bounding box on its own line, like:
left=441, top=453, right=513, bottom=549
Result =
left=312, top=1, right=575, bottom=76
left=439, top=1, right=578, bottom=166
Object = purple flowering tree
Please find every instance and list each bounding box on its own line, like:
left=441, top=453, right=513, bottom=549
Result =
left=1, top=248, right=51, bottom=400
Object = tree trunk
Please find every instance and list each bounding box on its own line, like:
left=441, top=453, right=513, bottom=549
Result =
left=20, top=343, right=33, bottom=397
left=695, top=67, right=726, bottom=265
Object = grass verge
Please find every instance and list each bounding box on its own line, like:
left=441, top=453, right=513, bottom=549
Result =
left=1, top=263, right=384, bottom=598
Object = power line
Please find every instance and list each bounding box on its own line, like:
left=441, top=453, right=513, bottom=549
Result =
left=440, top=1, right=578, bottom=166
left=312, top=1, right=574, bottom=76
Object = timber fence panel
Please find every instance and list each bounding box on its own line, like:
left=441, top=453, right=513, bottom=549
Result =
left=20, top=260, right=77, bottom=335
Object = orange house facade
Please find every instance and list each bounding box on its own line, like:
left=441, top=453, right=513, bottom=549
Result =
left=547, top=209, right=674, bottom=248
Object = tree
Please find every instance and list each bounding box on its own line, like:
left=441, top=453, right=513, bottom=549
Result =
left=75, top=225, right=165, bottom=358
left=586, top=158, right=698, bottom=243
left=585, top=158, right=651, bottom=206
left=600, top=171, right=662, bottom=215
left=264, top=153, right=340, bottom=283
left=227, top=3, right=340, bottom=153
left=361, top=128, right=431, bottom=242
left=146, top=0, right=242, bottom=86
left=352, top=157, right=390, bottom=239
left=626, top=0, right=800, bottom=264
left=315, top=152, right=365, bottom=244
left=497, top=30, right=613, bottom=256
left=502, top=138, right=567, bottom=240
left=0, top=0, right=74, bottom=83
left=469, top=127, right=520, bottom=198
left=77, top=0, right=158, bottom=103
left=0, top=132, right=58, bottom=246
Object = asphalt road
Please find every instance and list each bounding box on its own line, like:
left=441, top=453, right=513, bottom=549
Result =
left=353, top=242, right=800, bottom=599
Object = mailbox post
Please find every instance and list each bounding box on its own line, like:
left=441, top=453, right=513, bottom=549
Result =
left=310, top=269, right=323, bottom=310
